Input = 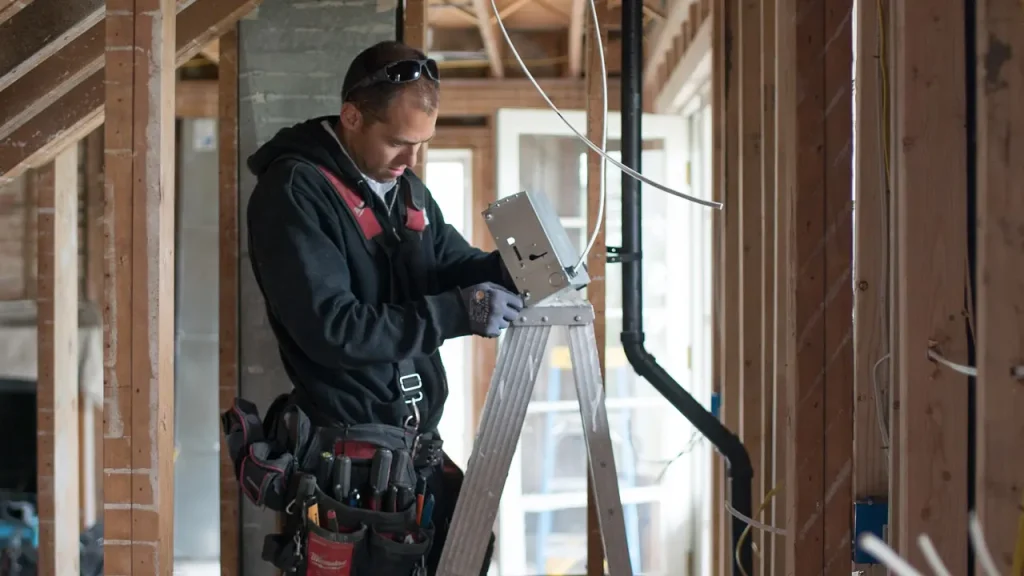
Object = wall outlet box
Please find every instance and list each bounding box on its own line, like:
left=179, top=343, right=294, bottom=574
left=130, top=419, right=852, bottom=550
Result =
left=853, top=499, right=889, bottom=564
left=483, top=191, right=590, bottom=306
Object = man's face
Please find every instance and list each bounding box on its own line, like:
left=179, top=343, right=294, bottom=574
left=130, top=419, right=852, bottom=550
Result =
left=341, top=88, right=437, bottom=182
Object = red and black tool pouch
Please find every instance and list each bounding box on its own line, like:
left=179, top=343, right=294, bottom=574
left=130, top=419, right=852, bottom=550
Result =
left=221, top=396, right=303, bottom=511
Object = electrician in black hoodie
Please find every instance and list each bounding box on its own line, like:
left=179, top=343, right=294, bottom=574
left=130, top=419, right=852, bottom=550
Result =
left=245, top=41, right=518, bottom=574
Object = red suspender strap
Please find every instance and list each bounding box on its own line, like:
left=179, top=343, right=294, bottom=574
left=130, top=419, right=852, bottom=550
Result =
left=404, top=198, right=426, bottom=232
left=316, top=166, right=383, bottom=240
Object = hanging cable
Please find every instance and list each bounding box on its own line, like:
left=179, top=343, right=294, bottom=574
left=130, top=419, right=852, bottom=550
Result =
left=487, top=0, right=724, bottom=271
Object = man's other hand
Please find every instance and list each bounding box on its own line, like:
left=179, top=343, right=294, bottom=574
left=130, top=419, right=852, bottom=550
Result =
left=461, top=282, right=525, bottom=338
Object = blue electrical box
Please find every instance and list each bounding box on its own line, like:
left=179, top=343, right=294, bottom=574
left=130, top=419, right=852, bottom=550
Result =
left=853, top=499, right=888, bottom=564
left=710, top=392, right=721, bottom=419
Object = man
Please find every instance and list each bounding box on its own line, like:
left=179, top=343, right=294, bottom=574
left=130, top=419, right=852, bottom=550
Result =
left=245, top=40, right=521, bottom=574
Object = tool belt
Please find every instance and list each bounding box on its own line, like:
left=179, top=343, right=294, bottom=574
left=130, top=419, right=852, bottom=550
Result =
left=221, top=392, right=445, bottom=575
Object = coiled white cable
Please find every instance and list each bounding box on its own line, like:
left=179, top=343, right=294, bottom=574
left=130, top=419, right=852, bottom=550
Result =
left=488, top=0, right=724, bottom=272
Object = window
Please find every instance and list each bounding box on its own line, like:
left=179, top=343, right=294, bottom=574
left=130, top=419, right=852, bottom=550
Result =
left=425, top=149, right=474, bottom=470
left=493, top=108, right=711, bottom=576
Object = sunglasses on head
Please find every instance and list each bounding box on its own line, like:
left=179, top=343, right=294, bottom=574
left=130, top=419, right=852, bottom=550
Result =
left=343, top=58, right=440, bottom=101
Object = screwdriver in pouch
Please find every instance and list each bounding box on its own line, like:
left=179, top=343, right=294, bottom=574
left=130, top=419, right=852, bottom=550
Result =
left=390, top=450, right=414, bottom=510
left=316, top=452, right=334, bottom=493
left=331, top=455, right=351, bottom=501
left=368, top=449, right=393, bottom=511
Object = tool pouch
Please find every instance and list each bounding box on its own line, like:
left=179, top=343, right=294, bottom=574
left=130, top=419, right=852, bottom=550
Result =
left=267, top=473, right=435, bottom=576
left=221, top=396, right=308, bottom=511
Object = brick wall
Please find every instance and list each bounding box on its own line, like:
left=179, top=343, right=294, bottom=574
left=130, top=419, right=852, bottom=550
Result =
left=235, top=2, right=395, bottom=572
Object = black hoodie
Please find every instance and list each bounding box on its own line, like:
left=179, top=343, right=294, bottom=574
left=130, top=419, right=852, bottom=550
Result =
left=246, top=116, right=508, bottom=432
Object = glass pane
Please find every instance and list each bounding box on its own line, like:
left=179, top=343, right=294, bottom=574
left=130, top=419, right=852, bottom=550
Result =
left=518, top=135, right=587, bottom=218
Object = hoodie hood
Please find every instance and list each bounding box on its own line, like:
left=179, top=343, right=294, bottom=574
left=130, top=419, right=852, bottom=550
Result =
left=247, top=115, right=360, bottom=183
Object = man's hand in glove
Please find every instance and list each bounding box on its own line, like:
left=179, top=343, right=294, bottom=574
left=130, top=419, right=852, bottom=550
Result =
left=461, top=282, right=525, bottom=338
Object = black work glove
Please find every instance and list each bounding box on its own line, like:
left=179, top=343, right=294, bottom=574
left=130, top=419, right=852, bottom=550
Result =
left=461, top=282, right=525, bottom=338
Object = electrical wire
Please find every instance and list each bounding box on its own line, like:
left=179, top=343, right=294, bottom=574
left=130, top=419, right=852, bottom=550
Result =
left=916, top=534, right=952, bottom=576
left=488, top=0, right=724, bottom=273
left=858, top=532, right=923, bottom=576
left=970, top=512, right=1002, bottom=576
left=725, top=492, right=786, bottom=536
left=734, top=484, right=782, bottom=576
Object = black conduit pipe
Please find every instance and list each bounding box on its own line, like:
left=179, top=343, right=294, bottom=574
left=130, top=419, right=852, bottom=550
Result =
left=618, top=3, right=753, bottom=575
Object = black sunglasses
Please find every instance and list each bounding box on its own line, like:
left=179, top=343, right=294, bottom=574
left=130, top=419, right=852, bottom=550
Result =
left=343, top=58, right=440, bottom=101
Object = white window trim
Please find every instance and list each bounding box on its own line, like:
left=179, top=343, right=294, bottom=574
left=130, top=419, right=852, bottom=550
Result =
left=493, top=107, right=694, bottom=576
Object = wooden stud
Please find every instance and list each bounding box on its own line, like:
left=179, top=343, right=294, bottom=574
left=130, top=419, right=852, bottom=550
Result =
left=36, top=146, right=81, bottom=576
left=776, top=0, right=854, bottom=573
left=566, top=0, right=586, bottom=78
left=975, top=0, right=1024, bottom=572
left=584, top=7, right=608, bottom=574
left=102, top=0, right=177, bottom=573
left=893, top=0, right=969, bottom=570
left=82, top=129, right=105, bottom=531
left=710, top=0, right=724, bottom=571
left=404, top=0, right=429, bottom=178
left=218, top=26, right=240, bottom=576
left=759, top=0, right=777, bottom=572
left=722, top=0, right=741, bottom=570
left=469, top=0, right=504, bottom=77
left=852, top=0, right=889, bottom=573
left=737, top=4, right=764, bottom=573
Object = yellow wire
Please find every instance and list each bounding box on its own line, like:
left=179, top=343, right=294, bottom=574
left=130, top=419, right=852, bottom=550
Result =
left=734, top=484, right=782, bottom=576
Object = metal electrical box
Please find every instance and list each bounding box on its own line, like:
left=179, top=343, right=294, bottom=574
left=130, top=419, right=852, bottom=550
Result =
left=483, top=191, right=590, bottom=305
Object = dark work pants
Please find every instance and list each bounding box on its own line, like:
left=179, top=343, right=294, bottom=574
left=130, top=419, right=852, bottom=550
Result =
left=425, top=453, right=495, bottom=576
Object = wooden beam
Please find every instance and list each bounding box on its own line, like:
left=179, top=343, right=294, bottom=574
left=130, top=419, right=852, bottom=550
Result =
left=217, top=26, right=240, bottom=576
left=176, top=79, right=217, bottom=118
left=469, top=0, right=504, bottom=77
left=0, top=0, right=262, bottom=183
left=35, top=146, right=80, bottom=576
left=893, top=0, right=969, bottom=570
left=584, top=6, right=608, bottom=575
left=405, top=0, right=428, bottom=179
left=566, top=0, right=585, bottom=78
left=654, top=12, right=711, bottom=119
left=777, top=0, right=854, bottom=573
left=974, top=0, right=1024, bottom=572
left=852, top=0, right=889, bottom=573
left=0, top=0, right=29, bottom=26
left=0, top=0, right=103, bottom=94
left=200, top=37, right=219, bottom=63
left=710, top=0, right=724, bottom=571
left=721, top=0, right=741, bottom=570
left=102, top=0, right=177, bottom=573
left=642, top=0, right=687, bottom=87
left=439, top=78, right=621, bottom=117
left=759, top=0, right=778, bottom=573
left=737, top=2, right=764, bottom=575
left=81, top=129, right=104, bottom=531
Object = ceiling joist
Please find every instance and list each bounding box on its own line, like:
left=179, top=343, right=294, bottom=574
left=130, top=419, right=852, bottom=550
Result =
left=0, top=0, right=29, bottom=26
left=0, top=0, right=103, bottom=93
left=0, top=0, right=262, bottom=182
left=470, top=0, right=505, bottom=77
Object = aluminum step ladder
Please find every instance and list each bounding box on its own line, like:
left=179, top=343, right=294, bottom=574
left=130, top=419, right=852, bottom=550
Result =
left=434, top=298, right=634, bottom=576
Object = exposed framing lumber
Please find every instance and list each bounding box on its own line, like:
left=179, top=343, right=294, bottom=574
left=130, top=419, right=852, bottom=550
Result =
left=566, top=0, right=586, bottom=77
left=405, top=0, right=428, bottom=178
left=710, top=0, right=724, bottom=571
left=81, top=130, right=104, bottom=531
left=893, top=0, right=969, bottom=570
left=776, top=0, right=854, bottom=573
left=102, top=0, right=177, bottom=573
left=643, top=0, right=689, bottom=90
left=759, top=0, right=778, bottom=573
left=584, top=6, right=608, bottom=574
left=439, top=78, right=622, bottom=117
left=736, top=1, right=767, bottom=573
left=200, top=37, right=219, bottom=63
left=653, top=12, right=711, bottom=115
left=974, top=0, right=1024, bottom=572
left=852, top=0, right=890, bottom=573
left=720, top=0, right=741, bottom=570
left=217, top=26, right=240, bottom=576
left=0, top=0, right=29, bottom=26
left=35, top=147, right=80, bottom=576
left=0, top=0, right=262, bottom=183
left=0, top=0, right=103, bottom=94
left=469, top=0, right=504, bottom=77
left=885, top=0, right=902, bottom=553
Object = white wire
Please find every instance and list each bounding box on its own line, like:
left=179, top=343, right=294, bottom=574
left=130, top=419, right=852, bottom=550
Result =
left=926, top=348, right=977, bottom=378
left=916, top=534, right=952, bottom=576
left=858, top=533, right=923, bottom=576
left=969, top=512, right=1002, bottom=576
left=724, top=498, right=786, bottom=535
left=487, top=0, right=724, bottom=272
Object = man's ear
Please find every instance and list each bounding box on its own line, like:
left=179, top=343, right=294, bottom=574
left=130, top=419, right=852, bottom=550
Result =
left=340, top=102, right=362, bottom=131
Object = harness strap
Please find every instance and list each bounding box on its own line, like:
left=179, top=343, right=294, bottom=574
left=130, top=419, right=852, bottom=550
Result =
left=316, top=165, right=429, bottom=431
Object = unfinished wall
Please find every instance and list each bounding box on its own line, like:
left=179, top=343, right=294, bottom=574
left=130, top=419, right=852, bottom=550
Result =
left=236, top=2, right=395, bottom=572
